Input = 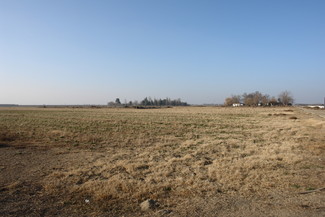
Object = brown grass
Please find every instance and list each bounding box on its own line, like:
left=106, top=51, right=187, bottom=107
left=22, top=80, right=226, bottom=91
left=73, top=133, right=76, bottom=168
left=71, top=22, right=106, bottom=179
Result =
left=0, top=107, right=324, bottom=216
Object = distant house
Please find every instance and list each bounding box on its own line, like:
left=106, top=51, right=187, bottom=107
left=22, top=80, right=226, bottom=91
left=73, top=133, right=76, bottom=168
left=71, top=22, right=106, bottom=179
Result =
left=232, top=103, right=244, bottom=107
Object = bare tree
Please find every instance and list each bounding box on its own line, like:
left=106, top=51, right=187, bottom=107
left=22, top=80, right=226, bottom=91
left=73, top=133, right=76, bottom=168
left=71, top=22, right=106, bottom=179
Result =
left=269, top=97, right=278, bottom=106
left=242, top=92, right=256, bottom=106
left=261, top=94, right=270, bottom=106
left=252, top=91, right=263, bottom=106
left=224, top=97, right=234, bottom=106
left=232, top=95, right=241, bottom=104
left=278, top=91, right=294, bottom=106
left=225, top=91, right=292, bottom=107
left=242, top=91, right=263, bottom=106
left=224, top=95, right=241, bottom=106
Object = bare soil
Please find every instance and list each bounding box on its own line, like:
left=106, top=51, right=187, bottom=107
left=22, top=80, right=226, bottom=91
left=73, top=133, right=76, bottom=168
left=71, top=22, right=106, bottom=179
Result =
left=0, top=107, right=324, bottom=216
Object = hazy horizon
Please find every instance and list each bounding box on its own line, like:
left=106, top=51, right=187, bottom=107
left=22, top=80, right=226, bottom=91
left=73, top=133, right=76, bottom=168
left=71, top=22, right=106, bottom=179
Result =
left=1, top=0, right=324, bottom=105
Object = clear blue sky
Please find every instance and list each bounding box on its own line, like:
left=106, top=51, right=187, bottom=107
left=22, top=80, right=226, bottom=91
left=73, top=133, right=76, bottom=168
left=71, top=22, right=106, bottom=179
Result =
left=1, top=0, right=324, bottom=105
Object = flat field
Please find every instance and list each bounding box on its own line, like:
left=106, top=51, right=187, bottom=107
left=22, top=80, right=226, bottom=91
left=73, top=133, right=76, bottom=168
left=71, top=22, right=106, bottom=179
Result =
left=0, top=107, right=324, bottom=216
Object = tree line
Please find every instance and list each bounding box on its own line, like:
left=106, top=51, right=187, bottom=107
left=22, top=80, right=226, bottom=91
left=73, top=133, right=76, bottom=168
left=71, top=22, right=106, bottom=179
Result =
left=224, top=90, right=294, bottom=106
left=108, top=97, right=188, bottom=107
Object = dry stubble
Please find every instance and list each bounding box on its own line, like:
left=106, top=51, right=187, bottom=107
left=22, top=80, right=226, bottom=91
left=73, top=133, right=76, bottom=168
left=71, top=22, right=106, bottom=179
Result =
left=0, top=107, right=324, bottom=216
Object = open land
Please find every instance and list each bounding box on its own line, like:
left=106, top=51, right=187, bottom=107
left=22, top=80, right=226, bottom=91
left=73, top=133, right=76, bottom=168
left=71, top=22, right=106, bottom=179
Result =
left=0, top=106, right=324, bottom=216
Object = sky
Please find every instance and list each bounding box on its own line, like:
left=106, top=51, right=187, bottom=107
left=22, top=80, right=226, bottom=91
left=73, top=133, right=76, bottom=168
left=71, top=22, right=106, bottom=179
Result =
left=0, top=0, right=324, bottom=105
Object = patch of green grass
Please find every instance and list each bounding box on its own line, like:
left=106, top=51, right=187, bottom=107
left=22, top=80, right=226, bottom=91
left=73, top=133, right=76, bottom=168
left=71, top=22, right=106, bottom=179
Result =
left=306, top=187, right=316, bottom=191
left=291, top=184, right=301, bottom=189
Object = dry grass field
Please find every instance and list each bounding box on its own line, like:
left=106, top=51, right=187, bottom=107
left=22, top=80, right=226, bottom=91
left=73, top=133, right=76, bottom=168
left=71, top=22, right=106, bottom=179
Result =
left=0, top=106, right=324, bottom=216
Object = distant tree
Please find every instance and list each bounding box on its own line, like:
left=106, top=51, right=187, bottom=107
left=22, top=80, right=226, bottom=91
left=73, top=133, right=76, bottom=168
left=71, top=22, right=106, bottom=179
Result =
left=154, top=98, right=158, bottom=106
left=232, top=95, right=241, bottom=104
left=115, top=98, right=121, bottom=105
left=261, top=94, right=270, bottom=106
left=278, top=91, right=294, bottom=106
left=141, top=97, right=149, bottom=106
left=242, top=93, right=254, bottom=106
left=269, top=97, right=278, bottom=106
left=107, top=101, right=115, bottom=107
left=224, top=97, right=234, bottom=106
left=252, top=91, right=263, bottom=106
left=139, top=97, right=188, bottom=106
left=242, top=91, right=263, bottom=106
left=224, top=95, right=241, bottom=106
left=225, top=91, right=293, bottom=107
